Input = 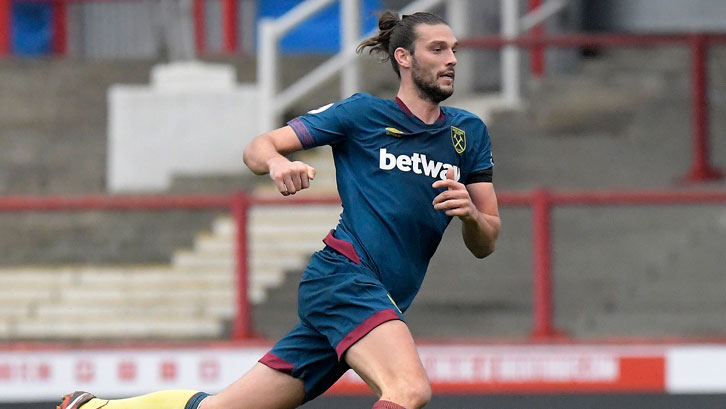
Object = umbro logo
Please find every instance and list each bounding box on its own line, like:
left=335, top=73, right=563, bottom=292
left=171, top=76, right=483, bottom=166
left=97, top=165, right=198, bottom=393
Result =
left=385, top=127, right=405, bottom=137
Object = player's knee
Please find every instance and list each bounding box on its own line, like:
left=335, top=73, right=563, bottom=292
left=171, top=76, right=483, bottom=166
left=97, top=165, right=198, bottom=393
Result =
left=411, top=380, right=432, bottom=408
left=406, top=379, right=432, bottom=409
left=390, top=377, right=431, bottom=409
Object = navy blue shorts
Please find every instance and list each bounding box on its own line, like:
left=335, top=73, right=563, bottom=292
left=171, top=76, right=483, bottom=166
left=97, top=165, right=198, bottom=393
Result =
left=259, top=234, right=404, bottom=402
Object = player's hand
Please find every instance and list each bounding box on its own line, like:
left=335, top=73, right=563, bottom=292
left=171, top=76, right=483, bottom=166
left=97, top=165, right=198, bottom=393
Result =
left=432, top=167, right=477, bottom=222
left=268, top=157, right=316, bottom=196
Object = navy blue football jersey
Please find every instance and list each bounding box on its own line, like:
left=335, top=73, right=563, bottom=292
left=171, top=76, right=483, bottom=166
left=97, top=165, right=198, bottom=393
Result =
left=288, top=93, right=493, bottom=311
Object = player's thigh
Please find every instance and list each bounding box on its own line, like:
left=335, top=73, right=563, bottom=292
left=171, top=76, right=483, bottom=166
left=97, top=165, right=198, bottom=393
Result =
left=200, top=362, right=305, bottom=409
left=343, top=320, right=429, bottom=399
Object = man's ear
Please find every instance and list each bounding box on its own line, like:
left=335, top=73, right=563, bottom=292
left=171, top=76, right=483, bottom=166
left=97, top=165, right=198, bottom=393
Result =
left=394, top=47, right=412, bottom=69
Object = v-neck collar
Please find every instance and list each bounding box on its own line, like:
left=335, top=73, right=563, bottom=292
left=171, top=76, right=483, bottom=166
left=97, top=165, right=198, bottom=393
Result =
left=395, top=97, right=446, bottom=126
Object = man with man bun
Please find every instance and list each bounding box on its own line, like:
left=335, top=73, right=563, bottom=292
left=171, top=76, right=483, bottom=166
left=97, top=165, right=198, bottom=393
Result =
left=59, top=10, right=500, bottom=409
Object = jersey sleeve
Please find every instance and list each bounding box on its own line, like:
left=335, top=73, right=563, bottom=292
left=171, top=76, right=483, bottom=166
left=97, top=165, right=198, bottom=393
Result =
left=465, top=122, right=494, bottom=184
left=287, top=100, right=348, bottom=149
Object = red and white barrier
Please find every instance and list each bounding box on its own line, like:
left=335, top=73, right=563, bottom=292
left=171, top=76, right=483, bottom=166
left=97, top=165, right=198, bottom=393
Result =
left=2, top=343, right=725, bottom=401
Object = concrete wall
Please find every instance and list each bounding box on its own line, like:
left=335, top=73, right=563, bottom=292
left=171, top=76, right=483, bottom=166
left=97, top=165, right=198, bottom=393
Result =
left=583, top=0, right=726, bottom=32
left=107, top=61, right=259, bottom=192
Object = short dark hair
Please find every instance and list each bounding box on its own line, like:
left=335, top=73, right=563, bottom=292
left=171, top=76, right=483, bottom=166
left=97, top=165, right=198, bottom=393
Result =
left=357, top=11, right=449, bottom=78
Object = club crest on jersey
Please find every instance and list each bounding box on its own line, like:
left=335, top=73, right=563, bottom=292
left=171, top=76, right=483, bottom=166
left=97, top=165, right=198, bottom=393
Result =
left=451, top=126, right=466, bottom=154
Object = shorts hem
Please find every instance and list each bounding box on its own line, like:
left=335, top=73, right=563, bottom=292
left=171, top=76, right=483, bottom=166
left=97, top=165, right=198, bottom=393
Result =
left=259, top=351, right=295, bottom=376
left=335, top=308, right=400, bottom=360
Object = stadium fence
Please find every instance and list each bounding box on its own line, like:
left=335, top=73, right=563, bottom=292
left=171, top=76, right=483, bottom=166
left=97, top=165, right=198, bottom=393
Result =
left=3, top=189, right=726, bottom=340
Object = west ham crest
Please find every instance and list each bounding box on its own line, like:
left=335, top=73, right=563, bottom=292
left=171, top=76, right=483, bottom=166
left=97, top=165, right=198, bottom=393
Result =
left=451, top=126, right=466, bottom=154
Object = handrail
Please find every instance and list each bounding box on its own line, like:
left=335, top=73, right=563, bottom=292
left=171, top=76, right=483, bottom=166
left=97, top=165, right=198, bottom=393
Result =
left=271, top=0, right=338, bottom=35
left=520, top=0, right=568, bottom=32
left=257, top=0, right=355, bottom=133
left=257, top=0, right=569, bottom=132
left=258, top=0, right=451, bottom=133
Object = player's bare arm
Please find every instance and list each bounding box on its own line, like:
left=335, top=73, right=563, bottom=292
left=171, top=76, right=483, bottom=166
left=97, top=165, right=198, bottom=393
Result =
left=432, top=168, right=501, bottom=258
left=243, top=125, right=316, bottom=196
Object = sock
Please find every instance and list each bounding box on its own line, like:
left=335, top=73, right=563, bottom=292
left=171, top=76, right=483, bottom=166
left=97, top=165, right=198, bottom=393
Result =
left=79, top=390, right=203, bottom=409
left=372, top=400, right=406, bottom=409
left=185, top=392, right=210, bottom=409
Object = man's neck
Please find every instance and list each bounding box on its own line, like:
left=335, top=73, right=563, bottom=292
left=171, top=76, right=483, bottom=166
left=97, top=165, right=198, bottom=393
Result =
left=396, top=88, right=441, bottom=125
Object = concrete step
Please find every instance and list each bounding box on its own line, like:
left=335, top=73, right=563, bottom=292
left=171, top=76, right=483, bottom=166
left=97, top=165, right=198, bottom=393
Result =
left=28, top=284, right=264, bottom=308
left=249, top=226, right=334, bottom=240
left=0, top=301, right=236, bottom=322
left=0, top=268, right=75, bottom=286
left=173, top=250, right=308, bottom=273
left=212, top=218, right=337, bottom=239
left=76, top=267, right=233, bottom=283
left=73, top=277, right=231, bottom=293
left=8, top=316, right=223, bottom=339
left=171, top=252, right=234, bottom=269
left=0, top=264, right=272, bottom=314
left=58, top=286, right=234, bottom=303
left=250, top=205, right=341, bottom=222
left=212, top=217, right=236, bottom=236
left=0, top=305, right=31, bottom=316
left=250, top=244, right=324, bottom=260
left=0, top=266, right=236, bottom=291
left=191, top=236, right=329, bottom=255
left=0, top=289, right=56, bottom=306
left=32, top=302, right=235, bottom=319
left=245, top=217, right=339, bottom=231
left=194, top=233, right=234, bottom=252
left=250, top=256, right=309, bottom=274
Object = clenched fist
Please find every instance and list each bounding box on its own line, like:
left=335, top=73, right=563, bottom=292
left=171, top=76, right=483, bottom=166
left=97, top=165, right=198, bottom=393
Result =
left=268, top=157, right=316, bottom=196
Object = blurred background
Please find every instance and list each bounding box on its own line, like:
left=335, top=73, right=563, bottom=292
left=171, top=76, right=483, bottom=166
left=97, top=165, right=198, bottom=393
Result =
left=1, top=0, right=725, bottom=407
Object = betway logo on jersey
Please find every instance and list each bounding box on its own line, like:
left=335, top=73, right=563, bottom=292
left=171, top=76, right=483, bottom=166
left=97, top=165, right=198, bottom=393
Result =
left=379, top=148, right=460, bottom=181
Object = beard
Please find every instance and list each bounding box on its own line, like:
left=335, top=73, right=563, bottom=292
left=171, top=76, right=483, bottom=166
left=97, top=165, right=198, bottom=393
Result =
left=411, top=57, right=454, bottom=104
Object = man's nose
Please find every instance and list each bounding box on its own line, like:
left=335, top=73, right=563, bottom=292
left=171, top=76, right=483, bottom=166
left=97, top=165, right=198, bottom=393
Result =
left=447, top=50, right=457, bottom=66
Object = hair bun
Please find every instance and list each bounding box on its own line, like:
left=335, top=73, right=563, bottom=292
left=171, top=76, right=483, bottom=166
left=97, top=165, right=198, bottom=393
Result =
left=378, top=11, right=400, bottom=31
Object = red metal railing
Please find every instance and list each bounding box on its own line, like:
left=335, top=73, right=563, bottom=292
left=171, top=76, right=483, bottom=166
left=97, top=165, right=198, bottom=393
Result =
left=191, top=0, right=239, bottom=56
left=3, top=189, right=726, bottom=340
left=192, top=0, right=206, bottom=55
left=497, top=189, right=726, bottom=338
left=0, top=0, right=10, bottom=55
left=527, top=0, right=545, bottom=78
left=460, top=32, right=726, bottom=183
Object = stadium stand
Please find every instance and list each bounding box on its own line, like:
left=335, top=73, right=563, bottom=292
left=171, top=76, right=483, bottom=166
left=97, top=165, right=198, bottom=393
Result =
left=3, top=4, right=726, bottom=409
left=0, top=39, right=724, bottom=342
